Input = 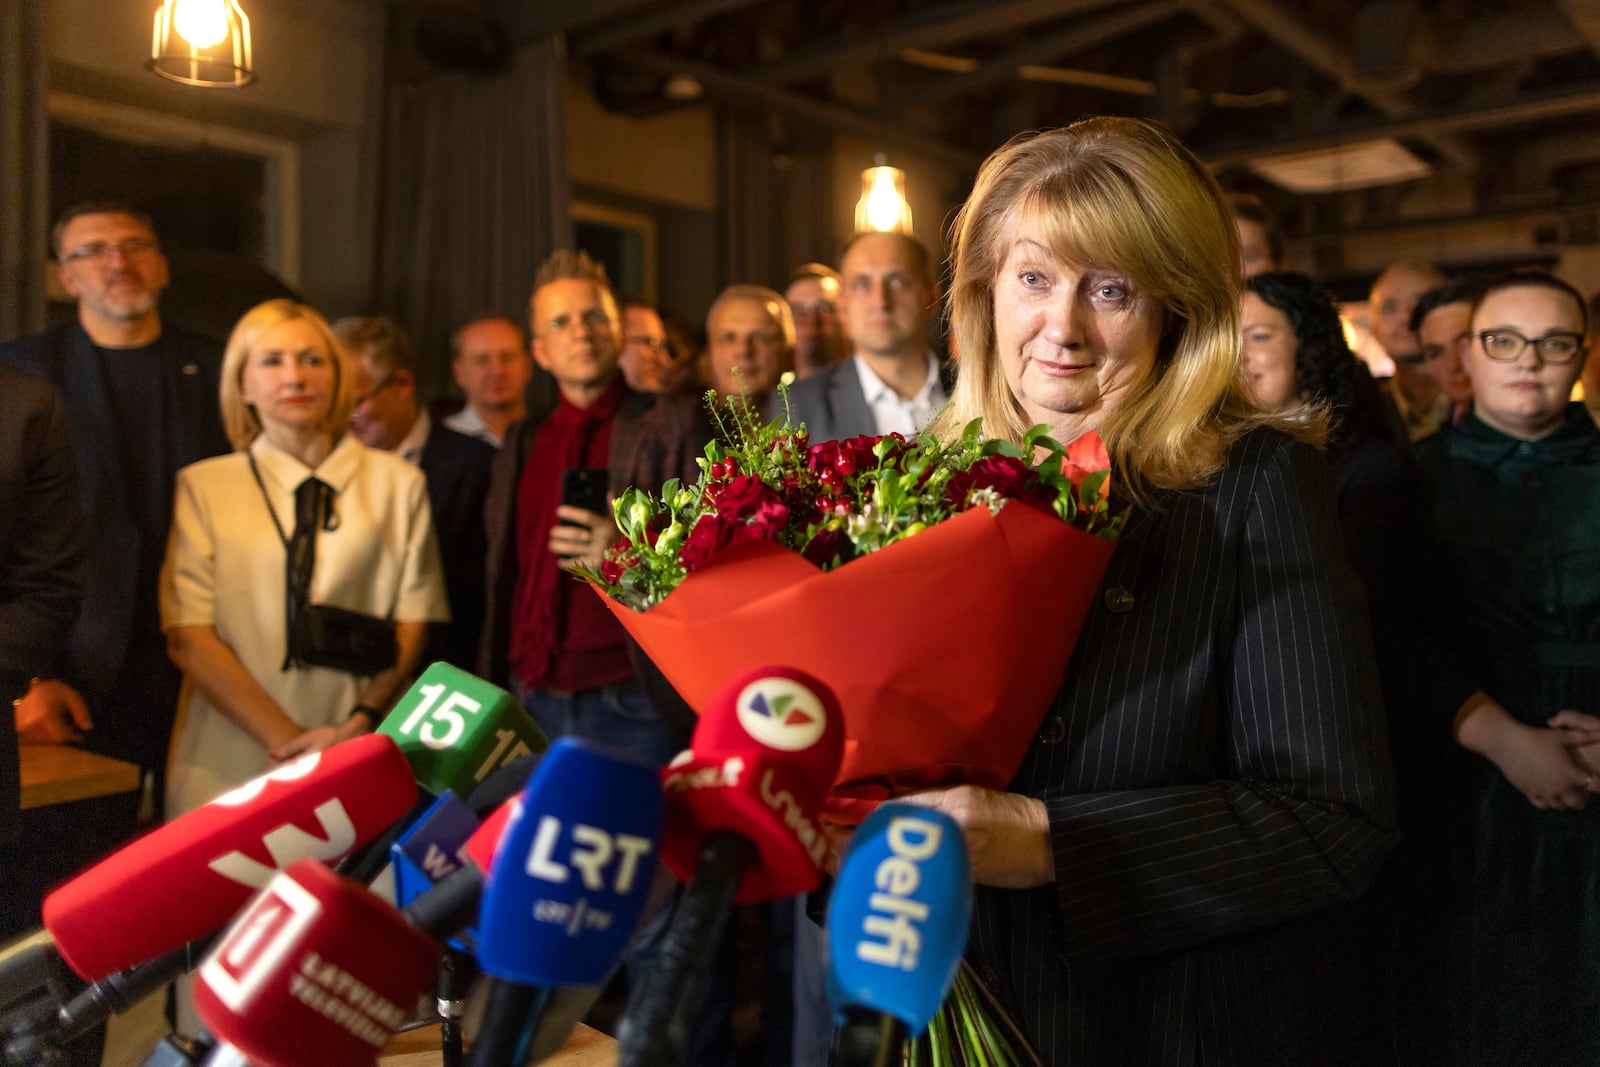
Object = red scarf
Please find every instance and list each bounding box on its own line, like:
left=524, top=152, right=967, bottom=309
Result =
left=509, top=378, right=632, bottom=690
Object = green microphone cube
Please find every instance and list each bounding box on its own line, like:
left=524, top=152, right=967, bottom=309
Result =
left=378, top=662, right=548, bottom=797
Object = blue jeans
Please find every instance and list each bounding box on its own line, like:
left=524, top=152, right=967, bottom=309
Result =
left=517, top=680, right=690, bottom=770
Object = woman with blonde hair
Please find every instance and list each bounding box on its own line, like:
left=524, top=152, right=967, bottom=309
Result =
left=905, top=117, right=1396, bottom=1062
left=160, top=299, right=448, bottom=819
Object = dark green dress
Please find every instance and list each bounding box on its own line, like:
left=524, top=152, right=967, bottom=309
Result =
left=1418, top=404, right=1600, bottom=1066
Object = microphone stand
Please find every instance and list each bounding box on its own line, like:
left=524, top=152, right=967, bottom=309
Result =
left=616, top=831, right=756, bottom=1067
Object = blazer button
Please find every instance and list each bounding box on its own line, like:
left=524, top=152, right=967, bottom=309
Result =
left=1038, top=716, right=1066, bottom=745
left=977, top=964, right=1002, bottom=991
left=1103, top=585, right=1135, bottom=614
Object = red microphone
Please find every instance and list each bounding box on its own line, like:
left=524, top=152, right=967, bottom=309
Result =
left=194, top=859, right=439, bottom=1067
left=42, top=734, right=417, bottom=982
left=659, top=666, right=844, bottom=902
left=618, top=666, right=843, bottom=1067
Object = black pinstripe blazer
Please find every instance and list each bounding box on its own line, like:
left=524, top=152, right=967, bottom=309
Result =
left=970, top=428, right=1396, bottom=1066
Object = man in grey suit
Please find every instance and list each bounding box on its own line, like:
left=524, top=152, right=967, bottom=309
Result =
left=785, top=231, right=947, bottom=442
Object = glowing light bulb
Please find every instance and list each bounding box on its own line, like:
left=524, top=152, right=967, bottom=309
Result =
left=855, top=165, right=912, bottom=234
left=174, top=0, right=229, bottom=49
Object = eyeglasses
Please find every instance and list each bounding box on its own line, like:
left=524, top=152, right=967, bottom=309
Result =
left=1477, top=329, right=1586, bottom=365
left=351, top=375, right=396, bottom=408
left=626, top=335, right=669, bottom=352
left=61, top=237, right=159, bottom=265
left=543, top=308, right=614, bottom=335
left=789, top=300, right=837, bottom=318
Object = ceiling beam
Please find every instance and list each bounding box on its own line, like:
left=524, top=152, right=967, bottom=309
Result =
left=1200, top=83, right=1600, bottom=169
left=892, top=1, right=1178, bottom=116
left=1198, top=0, right=1478, bottom=172
left=570, top=0, right=765, bottom=57
left=751, top=0, right=1129, bottom=87
left=618, top=50, right=984, bottom=170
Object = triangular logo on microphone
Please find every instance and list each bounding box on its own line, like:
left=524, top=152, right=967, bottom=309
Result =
left=736, top=678, right=826, bottom=752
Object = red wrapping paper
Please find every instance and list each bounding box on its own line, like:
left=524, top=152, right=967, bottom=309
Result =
left=593, top=502, right=1116, bottom=823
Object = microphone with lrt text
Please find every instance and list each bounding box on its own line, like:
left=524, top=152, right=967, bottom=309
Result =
left=339, top=663, right=547, bottom=884
left=616, top=666, right=845, bottom=1067
left=825, top=803, right=972, bottom=1067
left=467, top=738, right=664, bottom=1067
left=193, top=856, right=482, bottom=1067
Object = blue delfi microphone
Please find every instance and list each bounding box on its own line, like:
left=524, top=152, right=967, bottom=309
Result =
left=467, top=737, right=664, bottom=1067
left=826, top=803, right=972, bottom=1066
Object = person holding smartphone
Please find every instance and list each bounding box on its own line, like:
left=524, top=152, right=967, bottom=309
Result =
left=480, top=249, right=709, bottom=770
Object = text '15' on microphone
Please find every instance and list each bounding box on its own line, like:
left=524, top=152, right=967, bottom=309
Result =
left=339, top=663, right=548, bottom=884
left=616, top=666, right=845, bottom=1067
left=826, top=803, right=971, bottom=1067
left=467, top=737, right=664, bottom=1067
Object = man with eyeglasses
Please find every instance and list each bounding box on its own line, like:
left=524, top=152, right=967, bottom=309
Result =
left=478, top=250, right=728, bottom=1060
left=786, top=231, right=948, bottom=444
left=618, top=297, right=696, bottom=395
left=480, top=251, right=706, bottom=765
left=1370, top=259, right=1450, bottom=441
left=784, top=263, right=847, bottom=379
left=336, top=315, right=494, bottom=673
left=0, top=201, right=227, bottom=828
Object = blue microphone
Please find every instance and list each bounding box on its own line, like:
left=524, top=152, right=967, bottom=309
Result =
left=466, top=737, right=663, bottom=1067
left=825, top=803, right=972, bottom=1067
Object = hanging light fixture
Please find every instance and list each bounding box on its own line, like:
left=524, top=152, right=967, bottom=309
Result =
left=854, top=153, right=913, bottom=234
left=148, top=0, right=256, bottom=88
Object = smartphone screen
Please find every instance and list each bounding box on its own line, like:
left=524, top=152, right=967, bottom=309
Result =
left=560, top=467, right=610, bottom=525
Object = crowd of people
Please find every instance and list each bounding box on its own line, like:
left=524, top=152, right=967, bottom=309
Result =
left=1, top=113, right=1596, bottom=1066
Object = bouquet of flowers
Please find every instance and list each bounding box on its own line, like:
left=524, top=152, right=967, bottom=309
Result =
left=581, top=398, right=1121, bottom=825
left=581, top=397, right=1119, bottom=1066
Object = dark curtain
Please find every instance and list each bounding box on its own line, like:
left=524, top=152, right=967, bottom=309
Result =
left=0, top=0, right=49, bottom=341
left=374, top=36, right=570, bottom=410
left=718, top=107, right=836, bottom=290
left=717, top=106, right=783, bottom=288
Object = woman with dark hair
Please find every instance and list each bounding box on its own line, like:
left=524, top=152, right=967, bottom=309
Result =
left=1244, top=271, right=1455, bottom=1062
left=1420, top=271, right=1600, bottom=1065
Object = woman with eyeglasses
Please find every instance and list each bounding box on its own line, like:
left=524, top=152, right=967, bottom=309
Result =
left=1417, top=272, right=1600, bottom=1065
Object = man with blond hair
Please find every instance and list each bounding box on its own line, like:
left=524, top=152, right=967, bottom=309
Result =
left=480, top=250, right=706, bottom=767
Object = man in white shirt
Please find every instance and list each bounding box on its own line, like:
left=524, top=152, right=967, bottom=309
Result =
left=444, top=315, right=532, bottom=447
left=786, top=231, right=947, bottom=442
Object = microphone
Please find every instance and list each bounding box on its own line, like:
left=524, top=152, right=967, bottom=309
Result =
left=339, top=664, right=547, bottom=884
left=617, top=666, right=844, bottom=1067
left=377, top=662, right=547, bottom=799
left=467, top=737, right=663, bottom=1067
left=193, top=859, right=445, bottom=1067
left=42, top=733, right=417, bottom=983
left=825, top=803, right=971, bottom=1067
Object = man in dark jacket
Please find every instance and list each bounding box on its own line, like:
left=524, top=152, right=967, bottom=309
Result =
left=0, top=202, right=227, bottom=820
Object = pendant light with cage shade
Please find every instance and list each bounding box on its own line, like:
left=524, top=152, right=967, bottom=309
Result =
left=148, top=0, right=256, bottom=88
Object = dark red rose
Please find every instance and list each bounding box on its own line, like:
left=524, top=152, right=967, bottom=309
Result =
left=800, top=526, right=843, bottom=567
left=600, top=537, right=634, bottom=583
left=946, top=455, right=1056, bottom=512
left=708, top=474, right=776, bottom=518
left=679, top=513, right=736, bottom=571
